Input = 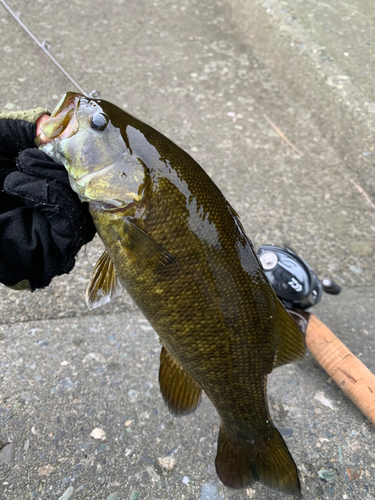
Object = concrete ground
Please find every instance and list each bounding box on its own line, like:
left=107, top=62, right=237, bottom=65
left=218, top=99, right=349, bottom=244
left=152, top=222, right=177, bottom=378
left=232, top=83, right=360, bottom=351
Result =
left=1, top=0, right=375, bottom=498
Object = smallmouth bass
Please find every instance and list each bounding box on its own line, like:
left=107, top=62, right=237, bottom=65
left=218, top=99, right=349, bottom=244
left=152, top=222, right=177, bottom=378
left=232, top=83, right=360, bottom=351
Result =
left=39, top=92, right=305, bottom=495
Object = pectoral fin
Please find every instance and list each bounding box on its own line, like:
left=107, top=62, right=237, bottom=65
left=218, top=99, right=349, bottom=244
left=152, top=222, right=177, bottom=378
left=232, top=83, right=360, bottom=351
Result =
left=121, top=217, right=180, bottom=278
left=86, top=250, right=123, bottom=310
left=159, top=346, right=202, bottom=416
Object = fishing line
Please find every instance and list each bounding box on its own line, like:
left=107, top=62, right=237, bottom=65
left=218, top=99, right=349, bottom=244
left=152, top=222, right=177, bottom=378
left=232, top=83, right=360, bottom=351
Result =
left=0, top=0, right=99, bottom=98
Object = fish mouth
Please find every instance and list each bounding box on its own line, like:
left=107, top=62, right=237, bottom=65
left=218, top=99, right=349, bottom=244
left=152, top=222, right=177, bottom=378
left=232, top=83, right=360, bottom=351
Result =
left=50, top=92, right=82, bottom=118
left=36, top=92, right=83, bottom=145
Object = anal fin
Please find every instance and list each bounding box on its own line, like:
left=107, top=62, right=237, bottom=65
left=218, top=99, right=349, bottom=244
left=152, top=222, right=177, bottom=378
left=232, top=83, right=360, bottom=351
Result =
left=274, top=300, right=306, bottom=368
left=159, top=346, right=202, bottom=417
left=86, top=250, right=123, bottom=310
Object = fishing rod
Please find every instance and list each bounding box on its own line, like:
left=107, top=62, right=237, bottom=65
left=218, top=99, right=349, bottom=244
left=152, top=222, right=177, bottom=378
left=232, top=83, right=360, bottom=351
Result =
left=0, top=0, right=99, bottom=98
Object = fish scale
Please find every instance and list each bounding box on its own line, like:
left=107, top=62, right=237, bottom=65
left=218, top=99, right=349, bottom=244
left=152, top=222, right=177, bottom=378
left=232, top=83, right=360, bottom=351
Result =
left=39, top=92, right=305, bottom=495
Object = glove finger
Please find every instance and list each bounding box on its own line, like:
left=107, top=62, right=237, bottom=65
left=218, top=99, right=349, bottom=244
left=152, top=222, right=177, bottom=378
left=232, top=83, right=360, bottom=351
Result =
left=39, top=178, right=96, bottom=248
left=0, top=160, right=18, bottom=186
left=0, top=118, right=36, bottom=161
left=17, top=148, right=70, bottom=188
left=4, top=171, right=49, bottom=207
left=4, top=171, right=96, bottom=247
left=5, top=170, right=81, bottom=213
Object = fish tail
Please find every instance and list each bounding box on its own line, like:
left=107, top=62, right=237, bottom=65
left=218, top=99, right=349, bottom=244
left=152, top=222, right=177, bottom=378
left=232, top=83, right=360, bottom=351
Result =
left=215, top=424, right=301, bottom=496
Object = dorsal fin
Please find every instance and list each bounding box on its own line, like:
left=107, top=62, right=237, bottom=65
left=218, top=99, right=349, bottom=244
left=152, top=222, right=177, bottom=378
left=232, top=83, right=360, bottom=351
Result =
left=274, top=300, right=306, bottom=368
left=159, top=346, right=202, bottom=417
left=86, top=250, right=123, bottom=310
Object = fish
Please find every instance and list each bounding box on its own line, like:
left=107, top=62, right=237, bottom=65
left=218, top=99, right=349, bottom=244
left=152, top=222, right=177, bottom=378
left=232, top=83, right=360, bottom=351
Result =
left=38, top=92, right=306, bottom=495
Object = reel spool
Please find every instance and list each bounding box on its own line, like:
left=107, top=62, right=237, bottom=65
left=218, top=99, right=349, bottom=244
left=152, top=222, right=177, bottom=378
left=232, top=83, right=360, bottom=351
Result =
left=256, top=245, right=341, bottom=310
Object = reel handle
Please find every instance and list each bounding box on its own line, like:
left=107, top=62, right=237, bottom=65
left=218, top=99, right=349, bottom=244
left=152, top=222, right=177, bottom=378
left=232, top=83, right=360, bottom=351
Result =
left=321, top=278, right=341, bottom=295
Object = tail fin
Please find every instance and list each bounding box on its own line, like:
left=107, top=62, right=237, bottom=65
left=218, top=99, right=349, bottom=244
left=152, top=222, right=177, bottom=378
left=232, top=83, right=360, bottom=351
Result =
left=215, top=425, right=301, bottom=496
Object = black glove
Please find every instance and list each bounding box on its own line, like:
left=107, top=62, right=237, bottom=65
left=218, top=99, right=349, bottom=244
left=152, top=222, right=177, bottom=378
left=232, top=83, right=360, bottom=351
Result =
left=0, top=111, right=96, bottom=291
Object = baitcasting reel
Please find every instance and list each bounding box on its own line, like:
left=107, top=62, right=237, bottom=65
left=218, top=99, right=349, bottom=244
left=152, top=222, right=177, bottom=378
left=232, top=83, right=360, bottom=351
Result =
left=256, top=245, right=341, bottom=310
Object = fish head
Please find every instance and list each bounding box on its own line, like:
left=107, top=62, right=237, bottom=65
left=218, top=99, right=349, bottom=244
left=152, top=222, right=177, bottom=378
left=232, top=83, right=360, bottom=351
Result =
left=38, top=92, right=146, bottom=209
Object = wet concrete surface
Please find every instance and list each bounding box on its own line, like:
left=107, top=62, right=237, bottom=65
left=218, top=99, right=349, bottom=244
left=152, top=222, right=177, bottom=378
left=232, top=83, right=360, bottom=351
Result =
left=228, top=0, right=375, bottom=204
left=1, top=0, right=375, bottom=498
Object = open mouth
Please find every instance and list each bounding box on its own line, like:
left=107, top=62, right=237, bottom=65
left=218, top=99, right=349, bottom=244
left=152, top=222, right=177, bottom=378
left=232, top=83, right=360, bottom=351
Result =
left=50, top=92, right=82, bottom=118
left=37, top=92, right=82, bottom=144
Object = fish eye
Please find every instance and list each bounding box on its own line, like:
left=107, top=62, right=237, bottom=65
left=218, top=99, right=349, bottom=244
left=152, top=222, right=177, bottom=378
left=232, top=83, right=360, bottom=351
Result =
left=90, top=113, right=109, bottom=131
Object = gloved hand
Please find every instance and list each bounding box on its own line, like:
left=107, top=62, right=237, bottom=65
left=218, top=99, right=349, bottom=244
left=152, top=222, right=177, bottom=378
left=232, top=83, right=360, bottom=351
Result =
left=0, top=108, right=96, bottom=291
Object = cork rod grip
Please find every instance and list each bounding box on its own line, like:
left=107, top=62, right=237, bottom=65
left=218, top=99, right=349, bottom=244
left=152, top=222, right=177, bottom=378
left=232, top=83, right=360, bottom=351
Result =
left=305, top=314, right=375, bottom=426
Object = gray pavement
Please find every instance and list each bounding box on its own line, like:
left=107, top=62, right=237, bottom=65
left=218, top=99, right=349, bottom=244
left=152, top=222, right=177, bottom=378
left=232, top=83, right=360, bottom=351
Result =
left=0, top=0, right=375, bottom=498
